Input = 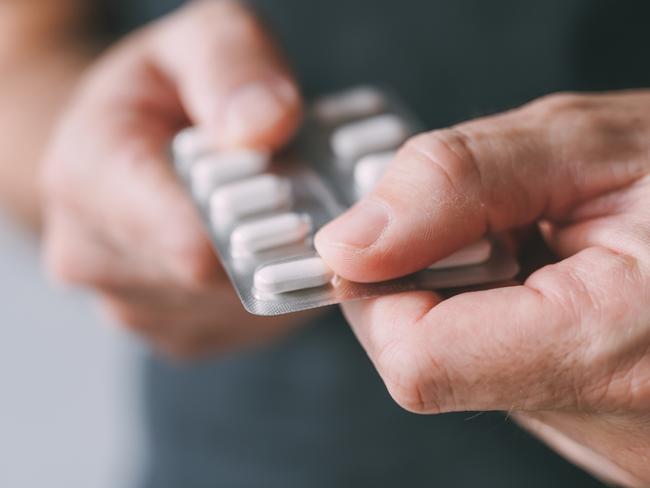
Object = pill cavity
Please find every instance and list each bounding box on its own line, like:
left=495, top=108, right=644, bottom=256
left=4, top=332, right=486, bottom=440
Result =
left=354, top=151, right=395, bottom=197
left=313, top=86, right=385, bottom=123
left=191, top=149, right=269, bottom=200
left=331, top=114, right=409, bottom=161
left=210, top=174, right=292, bottom=221
left=428, top=239, right=492, bottom=270
left=231, top=212, right=312, bottom=255
left=254, top=256, right=334, bottom=295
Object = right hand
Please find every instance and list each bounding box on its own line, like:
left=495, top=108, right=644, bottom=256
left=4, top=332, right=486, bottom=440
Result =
left=41, top=0, right=311, bottom=359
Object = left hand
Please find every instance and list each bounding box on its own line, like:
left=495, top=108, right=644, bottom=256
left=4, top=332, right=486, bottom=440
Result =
left=40, top=1, right=309, bottom=359
left=315, top=91, right=650, bottom=486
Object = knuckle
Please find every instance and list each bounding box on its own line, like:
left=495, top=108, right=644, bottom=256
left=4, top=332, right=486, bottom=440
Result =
left=533, top=247, right=637, bottom=326
left=399, top=128, right=484, bottom=208
left=44, top=244, right=78, bottom=285
left=103, top=300, right=134, bottom=329
left=102, top=298, right=155, bottom=334
left=375, top=338, right=446, bottom=414
left=525, top=92, right=614, bottom=137
left=386, top=376, right=431, bottom=414
left=43, top=232, right=87, bottom=285
left=526, top=91, right=592, bottom=116
left=102, top=296, right=216, bottom=361
left=401, top=130, right=480, bottom=188
left=574, top=344, right=650, bottom=413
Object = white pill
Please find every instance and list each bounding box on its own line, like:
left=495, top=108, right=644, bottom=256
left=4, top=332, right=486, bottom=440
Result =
left=190, top=149, right=269, bottom=200
left=354, top=151, right=396, bottom=196
left=428, top=239, right=492, bottom=270
left=254, top=256, right=334, bottom=294
left=231, top=212, right=312, bottom=255
left=171, top=127, right=209, bottom=172
left=210, top=174, right=292, bottom=221
left=331, top=114, right=409, bottom=161
left=313, top=86, right=385, bottom=123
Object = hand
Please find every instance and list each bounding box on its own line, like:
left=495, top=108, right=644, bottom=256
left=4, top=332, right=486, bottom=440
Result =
left=41, top=0, right=310, bottom=359
left=315, top=91, right=650, bottom=485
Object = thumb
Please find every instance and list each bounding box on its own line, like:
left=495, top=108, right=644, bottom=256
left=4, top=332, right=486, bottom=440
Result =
left=149, top=0, right=301, bottom=149
left=315, top=93, right=643, bottom=282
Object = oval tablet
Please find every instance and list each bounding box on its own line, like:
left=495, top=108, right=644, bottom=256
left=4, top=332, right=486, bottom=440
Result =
left=210, top=174, right=292, bottom=221
left=171, top=127, right=209, bottom=173
left=313, top=86, right=385, bottom=123
left=354, top=151, right=396, bottom=197
left=331, top=114, right=409, bottom=161
left=254, top=256, right=334, bottom=295
left=428, top=239, right=492, bottom=270
left=191, top=149, right=269, bottom=200
left=231, top=212, right=312, bottom=255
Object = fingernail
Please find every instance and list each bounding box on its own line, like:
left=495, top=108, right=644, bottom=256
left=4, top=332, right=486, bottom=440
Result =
left=224, top=78, right=297, bottom=142
left=317, top=200, right=390, bottom=250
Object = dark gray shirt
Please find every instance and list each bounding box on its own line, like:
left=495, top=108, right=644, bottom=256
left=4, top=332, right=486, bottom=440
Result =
left=99, top=1, right=650, bottom=486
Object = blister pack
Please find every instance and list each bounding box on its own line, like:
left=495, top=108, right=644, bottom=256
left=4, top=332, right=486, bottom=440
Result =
left=171, top=86, right=519, bottom=316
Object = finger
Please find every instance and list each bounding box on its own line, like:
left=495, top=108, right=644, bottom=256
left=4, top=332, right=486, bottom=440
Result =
left=315, top=92, right=649, bottom=282
left=43, top=204, right=127, bottom=286
left=95, top=120, right=224, bottom=288
left=43, top=90, right=223, bottom=288
left=342, top=246, right=647, bottom=414
left=541, top=179, right=650, bottom=259
left=99, top=286, right=321, bottom=359
left=99, top=293, right=236, bottom=359
left=148, top=0, right=301, bottom=148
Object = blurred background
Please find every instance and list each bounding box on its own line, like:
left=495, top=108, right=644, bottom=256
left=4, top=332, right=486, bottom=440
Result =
left=0, top=212, right=142, bottom=487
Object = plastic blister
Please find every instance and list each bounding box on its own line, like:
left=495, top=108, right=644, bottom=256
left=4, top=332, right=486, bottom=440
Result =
left=171, top=86, right=519, bottom=316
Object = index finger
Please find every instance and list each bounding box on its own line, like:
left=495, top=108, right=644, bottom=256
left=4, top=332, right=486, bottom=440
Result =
left=342, top=246, right=648, bottom=415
